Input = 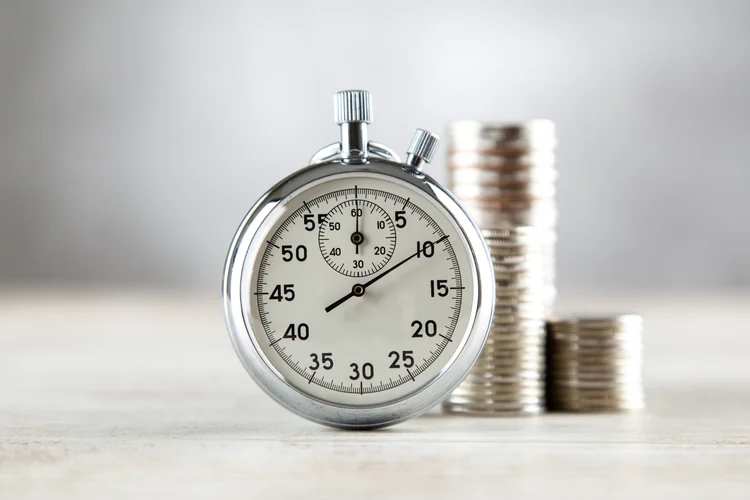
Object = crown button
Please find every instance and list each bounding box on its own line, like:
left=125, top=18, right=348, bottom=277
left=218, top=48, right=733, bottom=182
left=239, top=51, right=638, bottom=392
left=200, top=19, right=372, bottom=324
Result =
left=406, top=129, right=440, bottom=168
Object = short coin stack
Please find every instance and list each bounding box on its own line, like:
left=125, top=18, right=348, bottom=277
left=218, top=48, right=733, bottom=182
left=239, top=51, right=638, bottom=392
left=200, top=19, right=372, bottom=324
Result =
left=546, top=315, right=645, bottom=412
left=443, top=227, right=547, bottom=416
left=446, top=120, right=558, bottom=313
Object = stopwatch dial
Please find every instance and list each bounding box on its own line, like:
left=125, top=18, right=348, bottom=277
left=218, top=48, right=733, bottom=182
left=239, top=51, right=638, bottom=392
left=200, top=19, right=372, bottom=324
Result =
left=318, top=197, right=397, bottom=277
left=249, top=176, right=476, bottom=407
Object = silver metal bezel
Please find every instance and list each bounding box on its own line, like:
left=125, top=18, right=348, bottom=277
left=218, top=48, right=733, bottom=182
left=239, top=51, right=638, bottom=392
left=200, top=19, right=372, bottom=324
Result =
left=223, top=159, right=495, bottom=429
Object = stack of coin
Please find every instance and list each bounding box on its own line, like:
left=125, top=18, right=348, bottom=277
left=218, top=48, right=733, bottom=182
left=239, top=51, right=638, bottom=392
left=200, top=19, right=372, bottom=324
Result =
left=447, top=120, right=558, bottom=313
left=443, top=227, right=547, bottom=416
left=546, top=315, right=645, bottom=412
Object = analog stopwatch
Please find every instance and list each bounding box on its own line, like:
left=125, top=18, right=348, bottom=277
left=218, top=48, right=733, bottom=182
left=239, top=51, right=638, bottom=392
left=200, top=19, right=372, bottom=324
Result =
left=223, top=90, right=494, bottom=429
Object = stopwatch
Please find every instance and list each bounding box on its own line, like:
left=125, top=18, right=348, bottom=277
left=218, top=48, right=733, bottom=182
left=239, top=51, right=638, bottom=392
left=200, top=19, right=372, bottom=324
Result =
left=223, top=90, right=494, bottom=429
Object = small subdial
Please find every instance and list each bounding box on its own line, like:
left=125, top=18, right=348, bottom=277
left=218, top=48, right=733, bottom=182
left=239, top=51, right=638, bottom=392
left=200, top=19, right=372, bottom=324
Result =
left=318, top=199, right=396, bottom=277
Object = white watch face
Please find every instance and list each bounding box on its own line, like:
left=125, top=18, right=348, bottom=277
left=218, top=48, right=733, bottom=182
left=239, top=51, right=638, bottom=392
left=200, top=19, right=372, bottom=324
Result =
left=244, top=172, right=477, bottom=407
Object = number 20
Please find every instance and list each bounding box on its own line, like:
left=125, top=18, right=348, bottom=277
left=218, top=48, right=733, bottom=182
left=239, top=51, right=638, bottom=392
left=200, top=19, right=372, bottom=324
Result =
left=412, top=320, right=437, bottom=337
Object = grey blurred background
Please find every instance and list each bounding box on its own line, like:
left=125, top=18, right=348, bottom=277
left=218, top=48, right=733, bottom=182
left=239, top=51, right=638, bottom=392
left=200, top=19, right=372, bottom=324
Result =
left=1, top=0, right=748, bottom=291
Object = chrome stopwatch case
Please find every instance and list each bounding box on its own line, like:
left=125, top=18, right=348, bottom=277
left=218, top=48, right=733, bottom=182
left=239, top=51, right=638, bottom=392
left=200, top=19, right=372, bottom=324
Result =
left=223, top=90, right=494, bottom=429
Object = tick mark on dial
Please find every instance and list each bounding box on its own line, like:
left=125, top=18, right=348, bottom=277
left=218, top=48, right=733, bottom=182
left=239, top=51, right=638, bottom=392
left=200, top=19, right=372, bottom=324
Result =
left=325, top=234, right=450, bottom=313
left=319, top=198, right=396, bottom=277
left=256, top=187, right=467, bottom=397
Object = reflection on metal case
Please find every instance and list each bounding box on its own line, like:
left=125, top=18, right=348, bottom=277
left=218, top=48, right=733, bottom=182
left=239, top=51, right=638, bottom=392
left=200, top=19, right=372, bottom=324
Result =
left=223, top=90, right=494, bottom=429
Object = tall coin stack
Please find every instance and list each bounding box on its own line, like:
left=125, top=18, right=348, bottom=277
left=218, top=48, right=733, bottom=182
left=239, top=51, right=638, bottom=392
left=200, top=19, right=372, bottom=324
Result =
left=546, top=315, right=645, bottom=412
left=443, top=227, right=547, bottom=416
left=445, top=120, right=558, bottom=313
left=442, top=121, right=557, bottom=416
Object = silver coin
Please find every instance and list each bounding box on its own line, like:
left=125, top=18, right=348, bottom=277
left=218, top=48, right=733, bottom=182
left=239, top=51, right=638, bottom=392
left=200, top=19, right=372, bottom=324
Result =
left=489, top=249, right=544, bottom=261
left=444, top=398, right=545, bottom=411
left=551, top=394, right=645, bottom=408
left=487, top=247, right=543, bottom=260
left=470, top=361, right=546, bottom=374
left=549, top=328, right=643, bottom=338
left=472, top=354, right=545, bottom=366
left=550, top=370, right=643, bottom=380
left=465, top=208, right=558, bottom=231
left=548, top=315, right=643, bottom=330
left=461, top=371, right=546, bottom=383
left=487, top=253, right=541, bottom=266
left=483, top=334, right=546, bottom=346
left=549, top=373, right=642, bottom=385
left=450, top=394, right=546, bottom=407
left=475, top=347, right=543, bottom=364
left=482, top=227, right=541, bottom=238
left=455, top=374, right=546, bottom=387
left=552, top=391, right=645, bottom=403
left=548, top=330, right=643, bottom=343
left=483, top=337, right=545, bottom=347
left=493, top=270, right=546, bottom=285
left=449, top=149, right=556, bottom=169
left=478, top=341, right=545, bottom=352
left=450, top=178, right=557, bottom=193
left=495, top=285, right=554, bottom=299
left=448, top=394, right=545, bottom=407
left=483, top=341, right=545, bottom=353
left=496, top=288, right=554, bottom=300
left=548, top=341, right=643, bottom=353
left=450, top=167, right=559, bottom=187
left=550, top=401, right=645, bottom=412
left=449, top=387, right=545, bottom=401
left=475, top=353, right=545, bottom=366
left=443, top=402, right=544, bottom=416
left=549, top=352, right=643, bottom=365
left=447, top=120, right=557, bottom=151
left=491, top=257, right=545, bottom=271
left=549, top=387, right=645, bottom=399
left=489, top=317, right=547, bottom=329
left=451, top=183, right=557, bottom=200
left=487, top=325, right=546, bottom=338
left=548, top=330, right=643, bottom=341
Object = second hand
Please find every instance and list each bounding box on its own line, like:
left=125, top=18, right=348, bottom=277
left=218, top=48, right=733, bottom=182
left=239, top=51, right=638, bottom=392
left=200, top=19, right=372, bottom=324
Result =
left=325, top=234, right=450, bottom=313
left=355, top=186, right=359, bottom=254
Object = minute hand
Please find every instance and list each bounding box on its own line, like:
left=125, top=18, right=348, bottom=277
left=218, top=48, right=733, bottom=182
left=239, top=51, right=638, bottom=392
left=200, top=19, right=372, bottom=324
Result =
left=325, top=234, right=449, bottom=313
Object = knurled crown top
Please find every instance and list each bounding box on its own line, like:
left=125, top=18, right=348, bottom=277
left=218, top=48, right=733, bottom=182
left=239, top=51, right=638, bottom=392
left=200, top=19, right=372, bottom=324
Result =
left=407, top=129, right=440, bottom=163
left=335, top=90, right=372, bottom=124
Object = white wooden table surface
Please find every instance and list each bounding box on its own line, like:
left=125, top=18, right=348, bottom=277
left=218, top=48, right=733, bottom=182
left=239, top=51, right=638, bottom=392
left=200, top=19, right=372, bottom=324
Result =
left=1, top=289, right=749, bottom=499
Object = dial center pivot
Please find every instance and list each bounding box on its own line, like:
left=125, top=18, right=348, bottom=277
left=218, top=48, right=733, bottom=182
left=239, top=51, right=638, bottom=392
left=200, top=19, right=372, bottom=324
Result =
left=350, top=232, right=364, bottom=245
